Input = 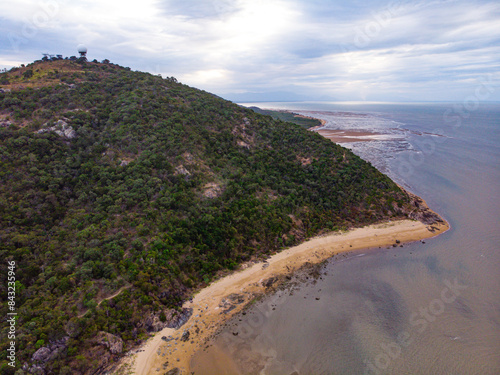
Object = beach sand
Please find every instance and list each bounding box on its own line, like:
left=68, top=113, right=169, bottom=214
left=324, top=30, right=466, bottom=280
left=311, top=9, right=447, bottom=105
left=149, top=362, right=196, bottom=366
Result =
left=116, top=217, right=449, bottom=375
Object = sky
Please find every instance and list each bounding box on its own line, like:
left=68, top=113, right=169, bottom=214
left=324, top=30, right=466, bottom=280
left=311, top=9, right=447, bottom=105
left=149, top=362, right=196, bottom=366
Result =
left=1, top=0, right=499, bottom=102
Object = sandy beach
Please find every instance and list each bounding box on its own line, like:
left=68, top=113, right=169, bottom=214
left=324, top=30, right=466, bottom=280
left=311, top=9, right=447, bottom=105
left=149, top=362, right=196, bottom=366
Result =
left=115, top=217, right=449, bottom=375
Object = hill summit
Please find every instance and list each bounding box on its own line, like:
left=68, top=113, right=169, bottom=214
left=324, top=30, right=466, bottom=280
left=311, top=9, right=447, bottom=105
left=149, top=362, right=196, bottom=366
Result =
left=0, top=59, right=432, bottom=373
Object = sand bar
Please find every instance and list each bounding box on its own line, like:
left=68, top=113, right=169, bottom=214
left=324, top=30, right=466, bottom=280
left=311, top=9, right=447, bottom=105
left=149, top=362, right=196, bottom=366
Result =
left=117, top=218, right=449, bottom=375
left=315, top=129, right=401, bottom=143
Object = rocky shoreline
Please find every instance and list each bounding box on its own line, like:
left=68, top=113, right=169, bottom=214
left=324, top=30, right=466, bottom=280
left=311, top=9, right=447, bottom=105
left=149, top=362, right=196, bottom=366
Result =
left=111, top=213, right=449, bottom=375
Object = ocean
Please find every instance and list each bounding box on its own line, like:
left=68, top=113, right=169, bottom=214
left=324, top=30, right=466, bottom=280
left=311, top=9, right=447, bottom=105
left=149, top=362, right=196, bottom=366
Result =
left=191, top=102, right=500, bottom=375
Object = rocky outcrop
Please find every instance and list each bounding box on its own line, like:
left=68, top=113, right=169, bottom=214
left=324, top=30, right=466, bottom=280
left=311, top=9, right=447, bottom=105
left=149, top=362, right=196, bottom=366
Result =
left=37, top=119, right=76, bottom=139
left=219, top=293, right=246, bottom=314
left=262, top=277, right=278, bottom=288
left=398, top=186, right=445, bottom=225
left=180, top=330, right=190, bottom=342
left=203, top=182, right=222, bottom=198
left=24, top=337, right=69, bottom=374
left=164, top=307, right=193, bottom=329
left=94, top=331, right=123, bottom=354
left=141, top=308, right=193, bottom=332
left=143, top=313, right=167, bottom=332
left=175, top=164, right=190, bottom=176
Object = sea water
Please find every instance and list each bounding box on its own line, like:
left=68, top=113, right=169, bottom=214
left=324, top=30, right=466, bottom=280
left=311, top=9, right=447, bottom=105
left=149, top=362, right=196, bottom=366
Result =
left=191, top=102, right=500, bottom=375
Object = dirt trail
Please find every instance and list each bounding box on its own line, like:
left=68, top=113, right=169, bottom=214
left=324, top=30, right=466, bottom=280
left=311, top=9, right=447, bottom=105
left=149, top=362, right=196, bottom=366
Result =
left=78, top=285, right=131, bottom=318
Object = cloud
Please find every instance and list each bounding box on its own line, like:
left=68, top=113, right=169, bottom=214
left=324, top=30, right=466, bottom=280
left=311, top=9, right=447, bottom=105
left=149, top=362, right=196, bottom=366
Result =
left=157, top=0, right=242, bottom=20
left=0, top=0, right=499, bottom=101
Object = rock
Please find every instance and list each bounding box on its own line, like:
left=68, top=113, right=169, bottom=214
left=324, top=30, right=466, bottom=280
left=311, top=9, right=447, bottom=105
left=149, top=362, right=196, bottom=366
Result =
left=222, top=305, right=237, bottom=314
left=143, top=308, right=193, bottom=332
left=203, top=182, right=222, bottom=198
left=143, top=314, right=165, bottom=332
left=37, top=119, right=76, bottom=139
left=175, top=165, right=190, bottom=176
left=262, top=277, right=277, bottom=288
left=32, top=347, right=52, bottom=363
left=227, top=293, right=245, bottom=304
left=404, top=192, right=444, bottom=225
left=26, top=365, right=45, bottom=375
left=180, top=330, right=190, bottom=342
left=29, top=337, right=69, bottom=373
left=395, top=239, right=401, bottom=244
left=165, top=308, right=193, bottom=329
left=165, top=367, right=181, bottom=374
left=95, top=331, right=123, bottom=354
left=31, top=337, right=69, bottom=364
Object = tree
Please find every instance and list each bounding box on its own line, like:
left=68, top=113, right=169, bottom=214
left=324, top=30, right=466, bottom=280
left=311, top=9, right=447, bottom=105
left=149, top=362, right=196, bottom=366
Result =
left=23, top=69, right=33, bottom=79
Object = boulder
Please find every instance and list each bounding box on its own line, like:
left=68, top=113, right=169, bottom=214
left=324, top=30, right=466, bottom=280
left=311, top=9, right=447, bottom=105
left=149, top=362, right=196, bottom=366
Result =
left=32, top=347, right=51, bottom=363
left=31, top=337, right=68, bottom=364
left=262, top=277, right=277, bottom=288
left=95, top=331, right=124, bottom=354
left=143, top=308, right=193, bottom=332
left=180, top=330, right=190, bottom=342
left=28, top=337, right=69, bottom=374
left=165, top=308, right=193, bottom=329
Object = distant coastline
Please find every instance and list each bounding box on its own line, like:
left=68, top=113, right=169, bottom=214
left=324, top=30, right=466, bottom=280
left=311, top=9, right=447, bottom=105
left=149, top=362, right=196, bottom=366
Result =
left=248, top=106, right=395, bottom=143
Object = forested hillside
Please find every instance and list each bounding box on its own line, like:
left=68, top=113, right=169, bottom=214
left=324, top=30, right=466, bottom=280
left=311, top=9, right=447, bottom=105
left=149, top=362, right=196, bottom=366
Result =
left=0, top=60, right=414, bottom=374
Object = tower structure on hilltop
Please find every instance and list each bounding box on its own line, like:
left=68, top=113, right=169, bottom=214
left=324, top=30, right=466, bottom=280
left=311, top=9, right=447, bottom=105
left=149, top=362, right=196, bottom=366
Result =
left=77, top=44, right=87, bottom=60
